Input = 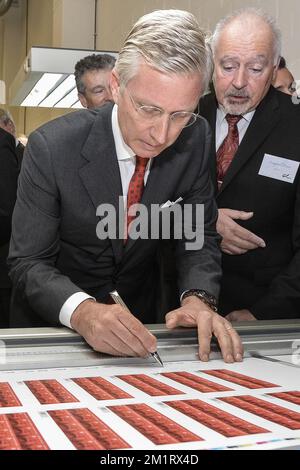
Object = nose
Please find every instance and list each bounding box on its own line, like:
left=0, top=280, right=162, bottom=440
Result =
left=232, top=66, right=248, bottom=89
left=151, top=115, right=170, bottom=145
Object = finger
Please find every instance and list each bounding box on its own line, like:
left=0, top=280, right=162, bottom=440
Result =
left=229, top=328, right=244, bottom=362
left=221, top=242, right=250, bottom=255
left=92, top=329, right=134, bottom=356
left=101, top=326, right=143, bottom=356
left=222, top=234, right=265, bottom=252
left=99, top=338, right=130, bottom=357
left=213, top=320, right=240, bottom=363
left=222, top=321, right=244, bottom=361
left=230, top=225, right=266, bottom=247
left=118, top=310, right=157, bottom=354
left=196, top=311, right=213, bottom=362
left=219, top=209, right=252, bottom=219
left=113, top=319, right=152, bottom=357
left=165, top=309, right=195, bottom=328
left=228, top=209, right=254, bottom=220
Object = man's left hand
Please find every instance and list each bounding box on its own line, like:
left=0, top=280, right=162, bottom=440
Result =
left=165, top=296, right=243, bottom=363
left=225, top=309, right=256, bottom=322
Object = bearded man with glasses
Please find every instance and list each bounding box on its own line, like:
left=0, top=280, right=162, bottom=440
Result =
left=9, top=10, right=243, bottom=364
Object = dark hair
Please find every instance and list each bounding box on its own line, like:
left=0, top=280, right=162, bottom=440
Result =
left=74, top=53, right=116, bottom=93
left=278, top=56, right=286, bottom=69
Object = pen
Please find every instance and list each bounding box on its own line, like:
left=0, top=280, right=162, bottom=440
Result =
left=109, top=290, right=164, bottom=367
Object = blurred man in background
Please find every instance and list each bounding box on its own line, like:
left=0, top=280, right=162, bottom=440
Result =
left=74, top=53, right=116, bottom=109
left=0, top=108, right=24, bottom=170
left=272, top=56, right=296, bottom=95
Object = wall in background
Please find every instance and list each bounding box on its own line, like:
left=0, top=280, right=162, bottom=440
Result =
left=97, top=0, right=300, bottom=76
left=0, top=0, right=299, bottom=135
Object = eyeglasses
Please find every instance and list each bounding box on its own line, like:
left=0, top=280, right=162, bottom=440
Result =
left=127, top=89, right=199, bottom=128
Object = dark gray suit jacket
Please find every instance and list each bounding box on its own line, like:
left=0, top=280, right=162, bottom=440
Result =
left=0, top=128, right=18, bottom=289
left=9, top=103, right=221, bottom=327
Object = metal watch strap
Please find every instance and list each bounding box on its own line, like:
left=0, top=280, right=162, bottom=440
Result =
left=181, top=289, right=218, bottom=312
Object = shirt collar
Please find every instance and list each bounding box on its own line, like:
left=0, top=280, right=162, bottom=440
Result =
left=216, top=106, right=255, bottom=125
left=112, top=104, right=135, bottom=161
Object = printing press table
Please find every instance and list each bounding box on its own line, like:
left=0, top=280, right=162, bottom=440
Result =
left=0, top=320, right=299, bottom=451
left=0, top=320, right=300, bottom=370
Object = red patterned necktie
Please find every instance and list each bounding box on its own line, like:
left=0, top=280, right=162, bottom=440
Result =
left=125, top=156, right=149, bottom=241
left=217, top=114, right=242, bottom=189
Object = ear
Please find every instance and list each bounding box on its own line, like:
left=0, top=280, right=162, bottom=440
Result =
left=78, top=92, right=87, bottom=108
left=110, top=69, right=120, bottom=104
left=272, top=64, right=278, bottom=82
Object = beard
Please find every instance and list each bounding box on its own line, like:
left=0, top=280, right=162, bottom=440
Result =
left=222, top=89, right=252, bottom=115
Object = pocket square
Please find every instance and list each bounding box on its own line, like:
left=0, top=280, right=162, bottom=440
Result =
left=160, top=197, right=183, bottom=209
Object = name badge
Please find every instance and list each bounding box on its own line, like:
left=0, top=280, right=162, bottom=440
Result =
left=259, top=154, right=299, bottom=184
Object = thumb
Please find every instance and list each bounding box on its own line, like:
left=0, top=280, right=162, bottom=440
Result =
left=165, top=310, right=179, bottom=329
left=233, top=211, right=254, bottom=221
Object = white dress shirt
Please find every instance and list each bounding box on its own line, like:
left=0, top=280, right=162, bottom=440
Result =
left=59, top=104, right=151, bottom=328
left=215, top=108, right=255, bottom=152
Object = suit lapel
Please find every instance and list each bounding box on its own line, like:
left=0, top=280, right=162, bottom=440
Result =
left=124, top=146, right=179, bottom=253
left=219, top=87, right=281, bottom=195
left=79, top=106, right=124, bottom=263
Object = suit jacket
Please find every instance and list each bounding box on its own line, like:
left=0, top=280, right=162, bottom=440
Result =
left=200, top=86, right=300, bottom=319
left=8, top=103, right=221, bottom=327
left=0, top=128, right=18, bottom=288
left=15, top=141, right=25, bottom=171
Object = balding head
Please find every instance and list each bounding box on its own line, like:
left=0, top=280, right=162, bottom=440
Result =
left=211, top=8, right=281, bottom=115
left=211, top=8, right=281, bottom=66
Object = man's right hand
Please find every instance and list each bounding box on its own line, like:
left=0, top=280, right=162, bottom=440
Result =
left=217, top=208, right=266, bottom=255
left=71, top=299, right=157, bottom=357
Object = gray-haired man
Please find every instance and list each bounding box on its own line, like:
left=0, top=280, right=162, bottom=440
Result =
left=9, top=10, right=243, bottom=363
left=200, top=8, right=300, bottom=321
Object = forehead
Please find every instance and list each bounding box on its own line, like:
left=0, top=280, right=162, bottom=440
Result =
left=215, top=19, right=274, bottom=60
left=83, top=69, right=110, bottom=86
left=129, top=63, right=203, bottom=104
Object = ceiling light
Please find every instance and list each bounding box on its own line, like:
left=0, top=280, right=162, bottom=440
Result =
left=39, top=75, right=76, bottom=107
left=9, top=46, right=118, bottom=108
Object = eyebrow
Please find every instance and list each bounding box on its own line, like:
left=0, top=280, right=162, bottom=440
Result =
left=90, top=85, right=106, bottom=92
left=220, top=54, right=268, bottom=63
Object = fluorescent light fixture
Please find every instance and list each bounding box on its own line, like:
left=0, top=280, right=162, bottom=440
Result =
left=39, top=75, right=76, bottom=107
left=21, top=73, right=64, bottom=107
left=54, top=87, right=79, bottom=108
left=9, top=46, right=118, bottom=108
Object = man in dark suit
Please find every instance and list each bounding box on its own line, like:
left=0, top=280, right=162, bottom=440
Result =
left=0, top=108, right=24, bottom=170
left=0, top=127, right=18, bottom=327
left=200, top=8, right=300, bottom=321
left=8, top=9, right=242, bottom=363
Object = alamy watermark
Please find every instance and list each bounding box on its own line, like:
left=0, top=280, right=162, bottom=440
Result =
left=96, top=198, right=205, bottom=250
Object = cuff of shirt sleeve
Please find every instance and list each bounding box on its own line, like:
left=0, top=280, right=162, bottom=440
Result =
left=59, top=292, right=96, bottom=329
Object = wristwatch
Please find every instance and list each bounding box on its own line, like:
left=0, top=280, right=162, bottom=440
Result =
left=181, top=289, right=218, bottom=312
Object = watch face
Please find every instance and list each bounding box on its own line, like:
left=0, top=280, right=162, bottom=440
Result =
left=198, top=290, right=215, bottom=303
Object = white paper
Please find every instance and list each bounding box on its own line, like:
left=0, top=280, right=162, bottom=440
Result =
left=0, top=358, right=300, bottom=450
left=259, top=154, right=299, bottom=183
